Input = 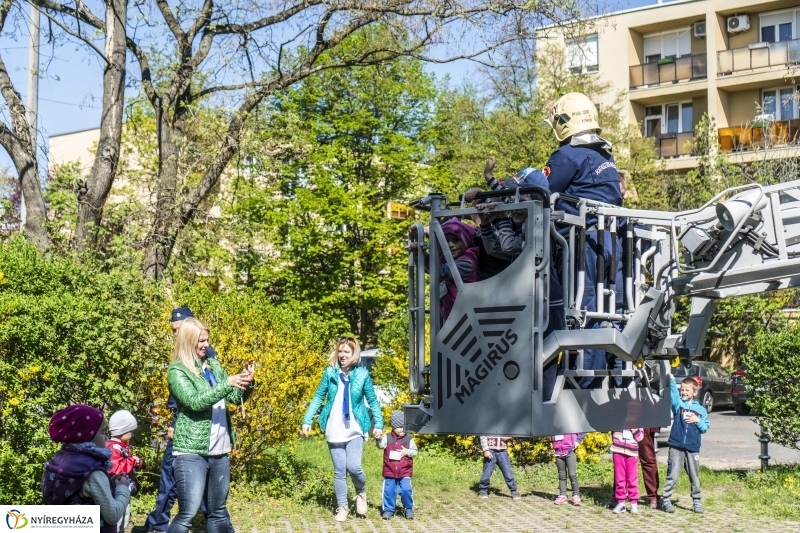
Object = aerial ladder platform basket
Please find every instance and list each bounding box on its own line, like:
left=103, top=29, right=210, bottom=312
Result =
left=405, top=181, right=800, bottom=436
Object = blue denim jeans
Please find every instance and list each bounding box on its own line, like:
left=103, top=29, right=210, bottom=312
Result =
left=167, top=454, right=230, bottom=533
left=382, top=477, right=413, bottom=515
left=478, top=449, right=517, bottom=492
left=328, top=438, right=366, bottom=507
left=147, top=439, right=235, bottom=533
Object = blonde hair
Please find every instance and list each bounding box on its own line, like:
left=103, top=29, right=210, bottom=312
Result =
left=172, top=317, right=209, bottom=375
left=328, top=336, right=361, bottom=370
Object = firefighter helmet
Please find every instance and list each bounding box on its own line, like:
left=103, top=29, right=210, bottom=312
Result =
left=543, top=92, right=601, bottom=142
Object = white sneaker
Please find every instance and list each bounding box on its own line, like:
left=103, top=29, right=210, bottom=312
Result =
left=335, top=506, right=348, bottom=522
left=356, top=492, right=368, bottom=515
left=630, top=503, right=639, bottom=514
left=612, top=502, right=627, bottom=514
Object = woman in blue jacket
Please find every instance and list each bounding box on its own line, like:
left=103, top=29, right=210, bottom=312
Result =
left=302, top=337, right=385, bottom=522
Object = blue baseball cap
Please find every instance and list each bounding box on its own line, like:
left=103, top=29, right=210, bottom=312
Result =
left=170, top=307, right=194, bottom=322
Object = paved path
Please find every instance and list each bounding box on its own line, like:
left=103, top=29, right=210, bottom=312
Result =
left=656, top=408, right=800, bottom=469
left=245, top=492, right=800, bottom=533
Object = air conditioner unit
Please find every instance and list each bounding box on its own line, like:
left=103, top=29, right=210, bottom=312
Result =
left=727, top=15, right=750, bottom=34
left=694, top=21, right=707, bottom=38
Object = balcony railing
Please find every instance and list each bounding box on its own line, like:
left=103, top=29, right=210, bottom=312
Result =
left=718, top=38, right=800, bottom=75
left=652, top=131, right=694, bottom=158
left=718, top=119, right=800, bottom=152
left=629, top=54, right=707, bottom=89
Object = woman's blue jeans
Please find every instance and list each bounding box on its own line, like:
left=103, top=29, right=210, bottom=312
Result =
left=328, top=438, right=366, bottom=507
left=167, top=454, right=230, bottom=533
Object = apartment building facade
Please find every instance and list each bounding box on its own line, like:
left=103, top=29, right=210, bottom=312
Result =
left=542, top=0, right=800, bottom=170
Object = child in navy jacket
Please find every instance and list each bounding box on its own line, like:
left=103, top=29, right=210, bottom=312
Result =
left=662, top=375, right=710, bottom=514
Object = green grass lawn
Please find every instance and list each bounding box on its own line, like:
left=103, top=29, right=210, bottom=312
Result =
left=130, top=437, right=800, bottom=530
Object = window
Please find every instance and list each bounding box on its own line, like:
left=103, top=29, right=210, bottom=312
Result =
left=762, top=86, right=798, bottom=120
left=567, top=34, right=598, bottom=74
left=643, top=28, right=691, bottom=63
left=644, top=106, right=662, bottom=137
left=643, top=102, right=692, bottom=137
left=760, top=9, right=796, bottom=43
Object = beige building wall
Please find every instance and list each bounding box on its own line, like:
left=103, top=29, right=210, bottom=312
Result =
left=49, top=128, right=100, bottom=173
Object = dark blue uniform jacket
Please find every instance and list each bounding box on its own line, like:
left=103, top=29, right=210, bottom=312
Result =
left=545, top=142, right=622, bottom=220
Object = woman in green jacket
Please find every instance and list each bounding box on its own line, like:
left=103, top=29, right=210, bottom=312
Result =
left=167, top=318, right=255, bottom=533
left=302, top=337, right=385, bottom=522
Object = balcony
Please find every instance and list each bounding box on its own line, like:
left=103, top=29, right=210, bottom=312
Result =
left=718, top=38, right=800, bottom=75
left=718, top=119, right=800, bottom=152
left=652, top=132, right=694, bottom=158
left=630, top=54, right=707, bottom=89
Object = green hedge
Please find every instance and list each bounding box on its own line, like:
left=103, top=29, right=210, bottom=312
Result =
left=0, top=237, right=167, bottom=503
left=0, top=238, right=332, bottom=503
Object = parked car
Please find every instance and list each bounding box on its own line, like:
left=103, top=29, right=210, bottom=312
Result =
left=732, top=363, right=751, bottom=415
left=359, top=348, right=392, bottom=406
left=672, top=360, right=734, bottom=413
left=646, top=359, right=734, bottom=416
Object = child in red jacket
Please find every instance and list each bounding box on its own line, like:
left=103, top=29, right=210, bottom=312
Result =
left=106, top=410, right=142, bottom=532
left=377, top=411, right=417, bottom=520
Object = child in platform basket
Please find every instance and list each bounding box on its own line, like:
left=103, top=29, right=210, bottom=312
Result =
left=611, top=428, right=644, bottom=514
left=377, top=410, right=417, bottom=520
left=551, top=433, right=584, bottom=505
left=409, top=218, right=479, bottom=321
left=478, top=436, right=520, bottom=499
left=105, top=410, right=143, bottom=532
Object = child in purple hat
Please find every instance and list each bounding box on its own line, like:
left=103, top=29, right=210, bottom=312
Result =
left=410, top=218, right=479, bottom=320
left=42, top=404, right=131, bottom=533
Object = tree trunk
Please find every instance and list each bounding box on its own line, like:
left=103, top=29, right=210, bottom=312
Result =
left=75, top=0, right=128, bottom=252
left=0, top=53, right=50, bottom=250
left=143, top=110, right=180, bottom=280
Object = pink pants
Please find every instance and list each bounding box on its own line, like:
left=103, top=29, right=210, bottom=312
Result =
left=613, top=453, right=640, bottom=504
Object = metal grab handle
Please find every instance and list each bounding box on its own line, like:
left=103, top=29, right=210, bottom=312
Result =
left=408, top=223, right=426, bottom=395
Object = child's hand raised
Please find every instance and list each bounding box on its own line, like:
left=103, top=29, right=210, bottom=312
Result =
left=484, top=156, right=496, bottom=181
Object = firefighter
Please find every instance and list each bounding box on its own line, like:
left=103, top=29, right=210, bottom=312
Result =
left=542, top=92, right=624, bottom=387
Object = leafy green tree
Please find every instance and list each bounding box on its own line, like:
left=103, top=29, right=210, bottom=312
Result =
left=233, top=34, right=438, bottom=344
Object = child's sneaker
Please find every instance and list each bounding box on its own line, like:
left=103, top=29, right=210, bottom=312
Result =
left=405, top=510, right=414, bottom=520
left=648, top=498, right=659, bottom=509
left=478, top=491, right=489, bottom=499
left=334, top=506, right=349, bottom=522
left=511, top=491, right=521, bottom=500
left=693, top=499, right=704, bottom=514
left=381, top=512, right=393, bottom=520
left=661, top=499, right=675, bottom=513
left=554, top=494, right=569, bottom=505
left=572, top=495, right=582, bottom=506
left=612, top=502, right=627, bottom=514
left=630, top=503, right=639, bottom=514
